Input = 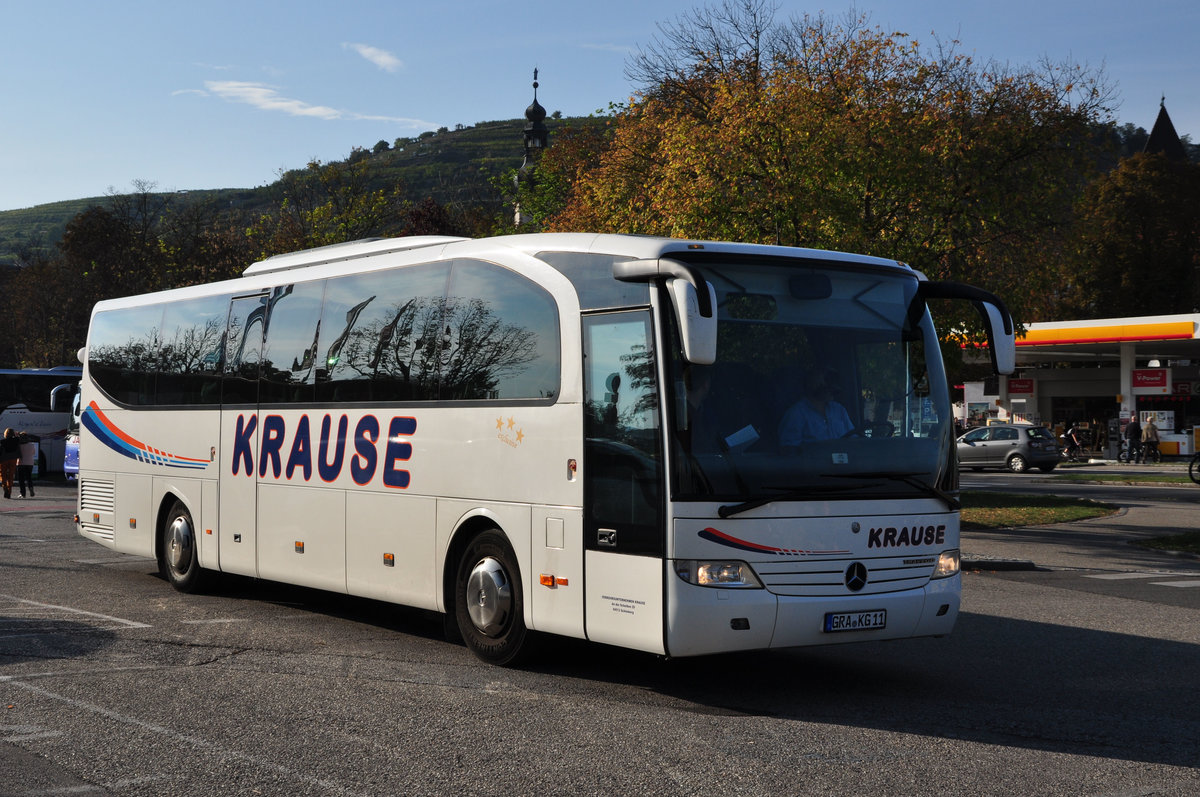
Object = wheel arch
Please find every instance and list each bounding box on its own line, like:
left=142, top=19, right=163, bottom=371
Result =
left=442, top=509, right=515, bottom=616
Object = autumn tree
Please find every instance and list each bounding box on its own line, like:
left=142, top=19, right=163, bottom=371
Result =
left=546, top=1, right=1114, bottom=333
left=249, top=155, right=407, bottom=257
left=496, top=119, right=612, bottom=233
left=1063, top=153, right=1200, bottom=318
left=249, top=155, right=465, bottom=257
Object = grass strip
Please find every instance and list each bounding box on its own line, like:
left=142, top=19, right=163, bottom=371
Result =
left=960, top=490, right=1117, bottom=530
left=1132, top=531, right=1200, bottom=555
left=1048, top=472, right=1192, bottom=485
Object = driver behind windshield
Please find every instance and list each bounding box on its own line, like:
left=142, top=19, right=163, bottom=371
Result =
left=779, top=367, right=853, bottom=447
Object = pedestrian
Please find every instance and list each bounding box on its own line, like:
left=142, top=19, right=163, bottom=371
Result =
left=0, top=428, right=20, bottom=499
left=1125, top=414, right=1142, bottom=463
left=17, top=432, right=36, bottom=498
left=1141, top=416, right=1160, bottom=463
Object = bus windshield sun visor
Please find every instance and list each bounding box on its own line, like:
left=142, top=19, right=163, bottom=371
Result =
left=908, top=280, right=1016, bottom=375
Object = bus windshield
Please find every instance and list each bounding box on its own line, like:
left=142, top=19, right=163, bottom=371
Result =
left=666, top=259, right=952, bottom=507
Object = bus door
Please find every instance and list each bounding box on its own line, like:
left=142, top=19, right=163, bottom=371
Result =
left=581, top=312, right=667, bottom=655
left=218, top=293, right=268, bottom=578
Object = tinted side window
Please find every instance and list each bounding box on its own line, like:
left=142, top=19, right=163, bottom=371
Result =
left=442, top=260, right=560, bottom=400
left=962, top=428, right=989, bottom=443
left=317, top=264, right=449, bottom=402
left=535, top=251, right=651, bottom=310
left=993, top=428, right=1018, bottom=441
left=157, top=295, right=228, bottom=405
left=260, top=282, right=327, bottom=404
left=89, top=305, right=165, bottom=405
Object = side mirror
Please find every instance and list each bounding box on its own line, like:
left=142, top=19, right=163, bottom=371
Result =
left=50, top=383, right=75, bottom=413
left=667, top=278, right=717, bottom=365
left=614, top=257, right=717, bottom=365
left=911, top=281, right=1015, bottom=375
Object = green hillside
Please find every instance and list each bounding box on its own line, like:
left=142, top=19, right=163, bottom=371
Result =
left=0, top=116, right=586, bottom=266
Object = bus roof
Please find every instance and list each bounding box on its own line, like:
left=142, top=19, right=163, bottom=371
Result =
left=89, top=233, right=913, bottom=316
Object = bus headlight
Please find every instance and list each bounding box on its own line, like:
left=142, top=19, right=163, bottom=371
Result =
left=932, top=549, right=960, bottom=579
left=674, top=560, right=763, bottom=588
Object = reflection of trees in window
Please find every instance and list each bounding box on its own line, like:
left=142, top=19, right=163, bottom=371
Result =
left=441, top=295, right=541, bottom=400
left=157, top=316, right=225, bottom=404
left=89, top=325, right=162, bottom=405
left=318, top=261, right=558, bottom=402
left=618, top=343, right=657, bottom=421
left=159, top=318, right=223, bottom=377
left=321, top=295, right=445, bottom=401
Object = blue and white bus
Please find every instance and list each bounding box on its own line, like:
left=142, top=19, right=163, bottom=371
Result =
left=74, top=234, right=1013, bottom=664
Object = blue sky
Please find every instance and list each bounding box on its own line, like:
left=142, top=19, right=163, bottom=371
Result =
left=1, top=0, right=1196, bottom=212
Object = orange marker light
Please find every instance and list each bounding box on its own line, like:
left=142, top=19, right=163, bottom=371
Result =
left=540, top=574, right=555, bottom=587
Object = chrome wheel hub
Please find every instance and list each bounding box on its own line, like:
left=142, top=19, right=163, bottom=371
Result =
left=466, top=556, right=511, bottom=637
left=167, top=515, right=193, bottom=574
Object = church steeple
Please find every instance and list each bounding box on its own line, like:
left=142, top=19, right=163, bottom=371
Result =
left=521, top=69, right=549, bottom=171
left=515, top=70, right=551, bottom=227
left=1144, top=97, right=1187, bottom=161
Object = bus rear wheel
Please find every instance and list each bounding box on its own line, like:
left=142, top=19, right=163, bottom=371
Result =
left=454, top=530, right=529, bottom=666
left=160, top=500, right=208, bottom=593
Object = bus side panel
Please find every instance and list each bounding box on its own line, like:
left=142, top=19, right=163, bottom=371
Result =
left=583, top=551, right=665, bottom=655
left=529, top=507, right=584, bottom=638
left=112, top=473, right=153, bottom=558
left=347, top=492, right=438, bottom=610
left=257, top=484, right=348, bottom=593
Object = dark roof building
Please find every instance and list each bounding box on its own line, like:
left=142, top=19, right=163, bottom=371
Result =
left=1144, top=98, right=1187, bottom=161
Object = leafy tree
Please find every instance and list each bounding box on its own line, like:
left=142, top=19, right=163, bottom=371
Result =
left=248, top=157, right=407, bottom=257
left=1063, top=153, right=1200, bottom=317
left=545, top=1, right=1114, bottom=337
left=495, top=119, right=612, bottom=233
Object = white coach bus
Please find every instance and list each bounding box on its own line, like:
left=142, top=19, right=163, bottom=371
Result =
left=75, top=233, right=1014, bottom=665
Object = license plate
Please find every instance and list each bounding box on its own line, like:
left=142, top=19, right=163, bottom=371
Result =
left=824, top=609, right=887, bottom=632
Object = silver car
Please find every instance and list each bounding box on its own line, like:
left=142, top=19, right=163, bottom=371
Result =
left=957, top=424, right=1060, bottom=473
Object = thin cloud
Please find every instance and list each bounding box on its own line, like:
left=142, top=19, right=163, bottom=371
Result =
left=205, top=81, right=344, bottom=120
left=201, top=80, right=433, bottom=128
left=345, top=42, right=403, bottom=72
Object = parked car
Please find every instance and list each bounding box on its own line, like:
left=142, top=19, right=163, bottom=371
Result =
left=957, top=424, right=1059, bottom=473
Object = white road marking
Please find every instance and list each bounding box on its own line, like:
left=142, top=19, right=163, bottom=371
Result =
left=1150, top=580, right=1200, bottom=588
left=0, top=594, right=150, bottom=630
left=5, top=680, right=372, bottom=797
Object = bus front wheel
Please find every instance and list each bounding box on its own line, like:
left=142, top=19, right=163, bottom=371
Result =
left=160, top=500, right=208, bottom=593
left=454, top=530, right=529, bottom=666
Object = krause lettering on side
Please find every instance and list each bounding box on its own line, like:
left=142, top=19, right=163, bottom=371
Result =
left=231, top=412, right=416, bottom=488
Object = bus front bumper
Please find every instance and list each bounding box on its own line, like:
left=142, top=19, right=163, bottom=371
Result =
left=665, top=574, right=960, bottom=658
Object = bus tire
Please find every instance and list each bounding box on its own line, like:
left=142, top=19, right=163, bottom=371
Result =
left=160, top=500, right=208, bottom=594
left=454, top=529, right=529, bottom=666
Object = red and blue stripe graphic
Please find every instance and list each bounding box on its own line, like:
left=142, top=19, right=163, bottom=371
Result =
left=80, top=401, right=210, bottom=470
left=698, top=526, right=849, bottom=556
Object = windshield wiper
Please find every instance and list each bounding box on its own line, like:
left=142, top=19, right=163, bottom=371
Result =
left=822, top=471, right=960, bottom=511
left=718, top=483, right=875, bottom=519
